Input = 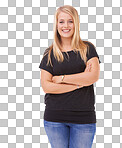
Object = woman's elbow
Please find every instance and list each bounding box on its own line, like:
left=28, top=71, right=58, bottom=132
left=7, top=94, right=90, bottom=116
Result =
left=94, top=72, right=100, bottom=83
left=41, top=81, right=48, bottom=93
left=41, top=80, right=53, bottom=94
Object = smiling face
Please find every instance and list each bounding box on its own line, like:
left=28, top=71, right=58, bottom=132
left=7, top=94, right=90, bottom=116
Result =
left=57, top=11, right=75, bottom=40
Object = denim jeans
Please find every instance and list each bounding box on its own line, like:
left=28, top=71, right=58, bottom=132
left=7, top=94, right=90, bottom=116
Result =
left=44, top=120, right=96, bottom=148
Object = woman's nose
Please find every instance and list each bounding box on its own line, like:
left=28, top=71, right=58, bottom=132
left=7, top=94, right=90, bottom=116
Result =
left=64, top=22, right=68, bottom=27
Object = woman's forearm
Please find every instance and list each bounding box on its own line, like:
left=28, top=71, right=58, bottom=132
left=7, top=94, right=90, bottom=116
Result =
left=62, top=72, right=98, bottom=86
left=42, top=80, right=83, bottom=94
left=61, top=58, right=100, bottom=86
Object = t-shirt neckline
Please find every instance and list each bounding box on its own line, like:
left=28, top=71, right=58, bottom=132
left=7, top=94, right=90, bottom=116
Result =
left=61, top=49, right=75, bottom=53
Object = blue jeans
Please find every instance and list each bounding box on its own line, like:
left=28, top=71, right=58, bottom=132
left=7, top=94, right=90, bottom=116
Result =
left=44, top=120, right=96, bottom=148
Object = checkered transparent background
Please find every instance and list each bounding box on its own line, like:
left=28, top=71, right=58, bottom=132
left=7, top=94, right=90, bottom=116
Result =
left=0, top=0, right=122, bottom=148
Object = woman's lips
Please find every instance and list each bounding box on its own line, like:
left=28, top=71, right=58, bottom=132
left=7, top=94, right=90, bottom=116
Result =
left=62, top=29, right=71, bottom=33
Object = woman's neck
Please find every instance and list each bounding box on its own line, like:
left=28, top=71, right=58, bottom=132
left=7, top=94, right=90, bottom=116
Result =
left=61, top=38, right=72, bottom=49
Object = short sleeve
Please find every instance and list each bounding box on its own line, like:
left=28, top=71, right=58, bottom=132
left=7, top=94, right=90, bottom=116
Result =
left=39, top=52, right=54, bottom=75
left=86, top=42, right=101, bottom=64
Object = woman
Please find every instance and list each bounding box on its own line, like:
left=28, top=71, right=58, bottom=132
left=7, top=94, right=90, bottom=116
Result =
left=39, top=5, right=101, bottom=148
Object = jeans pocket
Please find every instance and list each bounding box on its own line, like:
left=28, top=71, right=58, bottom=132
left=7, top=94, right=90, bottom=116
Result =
left=44, top=120, right=63, bottom=127
left=80, top=123, right=96, bottom=134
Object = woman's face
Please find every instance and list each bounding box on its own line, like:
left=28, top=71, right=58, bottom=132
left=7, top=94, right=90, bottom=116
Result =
left=57, top=12, right=75, bottom=39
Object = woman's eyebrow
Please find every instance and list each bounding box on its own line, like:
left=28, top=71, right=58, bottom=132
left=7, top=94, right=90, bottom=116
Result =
left=59, top=19, right=73, bottom=21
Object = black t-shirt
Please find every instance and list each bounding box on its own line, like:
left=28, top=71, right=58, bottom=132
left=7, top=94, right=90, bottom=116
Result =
left=39, top=41, right=101, bottom=124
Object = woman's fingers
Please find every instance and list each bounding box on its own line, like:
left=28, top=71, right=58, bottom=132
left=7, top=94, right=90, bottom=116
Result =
left=85, top=63, right=92, bottom=72
left=88, top=64, right=91, bottom=71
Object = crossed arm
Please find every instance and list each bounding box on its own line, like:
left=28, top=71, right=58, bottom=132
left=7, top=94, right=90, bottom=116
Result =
left=41, top=57, right=100, bottom=94
left=52, top=57, right=100, bottom=87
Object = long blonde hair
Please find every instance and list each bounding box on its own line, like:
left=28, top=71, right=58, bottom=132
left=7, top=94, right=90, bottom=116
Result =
left=43, top=5, right=93, bottom=67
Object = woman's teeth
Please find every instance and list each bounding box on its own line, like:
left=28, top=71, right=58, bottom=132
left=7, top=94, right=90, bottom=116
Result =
left=62, top=29, right=70, bottom=32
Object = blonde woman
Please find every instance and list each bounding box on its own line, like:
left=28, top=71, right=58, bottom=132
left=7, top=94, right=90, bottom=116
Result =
left=39, top=5, right=101, bottom=148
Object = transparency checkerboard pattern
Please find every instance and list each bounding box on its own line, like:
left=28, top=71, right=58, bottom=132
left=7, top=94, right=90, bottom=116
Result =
left=0, top=0, right=122, bottom=148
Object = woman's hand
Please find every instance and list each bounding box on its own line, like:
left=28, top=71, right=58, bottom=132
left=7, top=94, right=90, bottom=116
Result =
left=52, top=75, right=62, bottom=84
left=84, top=63, right=92, bottom=72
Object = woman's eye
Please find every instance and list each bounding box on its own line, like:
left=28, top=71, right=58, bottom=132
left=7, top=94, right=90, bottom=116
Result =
left=59, top=21, right=73, bottom=23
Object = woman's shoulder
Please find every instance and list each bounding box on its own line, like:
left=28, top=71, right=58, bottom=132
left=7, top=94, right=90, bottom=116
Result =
left=43, top=47, right=53, bottom=57
left=83, top=40, right=95, bottom=48
left=43, top=47, right=50, bottom=55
